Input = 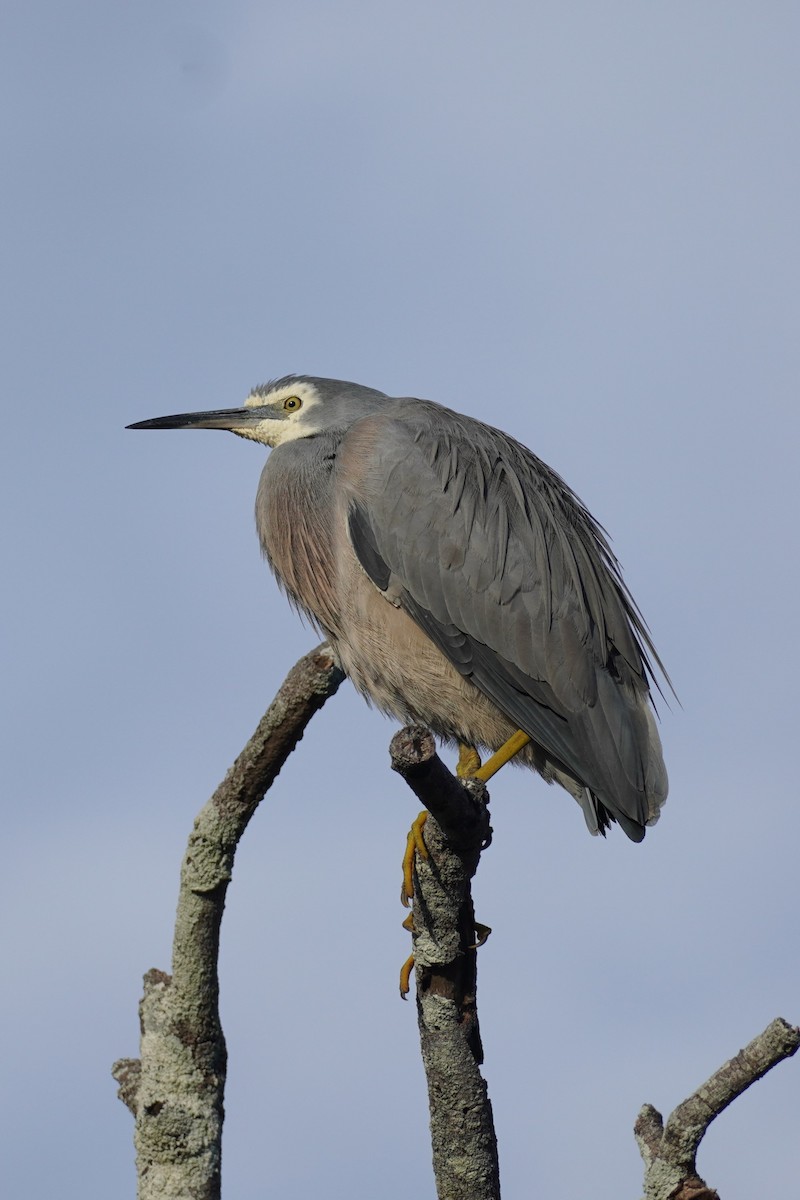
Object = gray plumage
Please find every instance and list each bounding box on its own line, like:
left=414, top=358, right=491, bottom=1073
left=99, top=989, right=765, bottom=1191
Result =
left=129, top=375, right=669, bottom=842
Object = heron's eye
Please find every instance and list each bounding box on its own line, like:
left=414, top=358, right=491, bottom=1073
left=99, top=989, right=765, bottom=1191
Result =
left=283, top=395, right=302, bottom=412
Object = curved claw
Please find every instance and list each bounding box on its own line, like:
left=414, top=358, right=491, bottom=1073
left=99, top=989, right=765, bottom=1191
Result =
left=471, top=921, right=492, bottom=949
left=401, top=811, right=429, bottom=906
left=399, top=954, right=415, bottom=999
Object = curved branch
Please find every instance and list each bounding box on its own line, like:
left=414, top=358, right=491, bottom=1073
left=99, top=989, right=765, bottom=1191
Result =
left=112, top=644, right=345, bottom=1200
left=390, top=726, right=499, bottom=1200
left=635, top=1016, right=800, bottom=1200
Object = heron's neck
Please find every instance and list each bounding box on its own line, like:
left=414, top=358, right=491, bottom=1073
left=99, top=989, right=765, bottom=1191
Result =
left=255, top=434, right=342, bottom=635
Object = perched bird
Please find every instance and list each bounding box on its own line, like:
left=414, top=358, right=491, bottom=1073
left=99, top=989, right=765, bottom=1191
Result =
left=129, top=375, right=669, bottom=842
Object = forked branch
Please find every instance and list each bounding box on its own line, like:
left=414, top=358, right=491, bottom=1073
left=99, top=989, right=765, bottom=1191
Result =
left=112, top=644, right=344, bottom=1200
left=635, top=1016, right=800, bottom=1200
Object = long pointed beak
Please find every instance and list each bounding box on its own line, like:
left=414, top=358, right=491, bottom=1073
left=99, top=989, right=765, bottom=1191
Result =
left=126, top=406, right=287, bottom=431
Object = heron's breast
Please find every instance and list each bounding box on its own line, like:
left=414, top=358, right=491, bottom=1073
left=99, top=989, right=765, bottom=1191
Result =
left=330, top=522, right=510, bottom=743
left=256, top=456, right=342, bottom=635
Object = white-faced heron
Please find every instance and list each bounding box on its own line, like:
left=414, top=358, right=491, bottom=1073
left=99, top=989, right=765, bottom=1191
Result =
left=129, top=375, right=669, bottom=844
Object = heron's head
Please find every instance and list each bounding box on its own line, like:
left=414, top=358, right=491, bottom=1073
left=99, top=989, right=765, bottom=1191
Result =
left=127, top=375, right=389, bottom=447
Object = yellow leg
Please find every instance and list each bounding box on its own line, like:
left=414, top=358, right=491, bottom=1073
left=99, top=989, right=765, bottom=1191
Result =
left=401, top=811, right=429, bottom=907
left=474, top=730, right=531, bottom=782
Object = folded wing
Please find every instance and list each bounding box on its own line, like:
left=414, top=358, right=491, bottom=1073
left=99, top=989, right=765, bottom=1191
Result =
left=341, top=400, right=669, bottom=838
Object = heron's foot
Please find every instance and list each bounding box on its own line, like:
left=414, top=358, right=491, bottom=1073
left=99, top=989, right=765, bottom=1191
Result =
left=399, top=754, right=499, bottom=997
left=400, top=914, right=416, bottom=997
left=457, top=743, right=482, bottom=778
left=474, top=729, right=532, bottom=782
left=399, top=915, right=492, bottom=997
left=399, top=953, right=415, bottom=999
left=401, top=811, right=429, bottom=907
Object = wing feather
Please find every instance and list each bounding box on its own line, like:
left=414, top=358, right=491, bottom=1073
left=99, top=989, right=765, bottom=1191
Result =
left=341, top=399, right=669, bottom=835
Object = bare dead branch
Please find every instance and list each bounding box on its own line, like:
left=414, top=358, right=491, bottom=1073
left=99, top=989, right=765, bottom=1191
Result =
left=112, top=644, right=345, bottom=1200
left=635, top=1016, right=800, bottom=1200
left=114, top=663, right=799, bottom=1200
left=390, top=726, right=500, bottom=1200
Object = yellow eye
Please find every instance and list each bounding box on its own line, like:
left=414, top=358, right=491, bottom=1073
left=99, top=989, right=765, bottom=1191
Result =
left=283, top=395, right=302, bottom=412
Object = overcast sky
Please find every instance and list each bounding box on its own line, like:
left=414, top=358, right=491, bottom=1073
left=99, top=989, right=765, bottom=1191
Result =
left=2, top=3, right=798, bottom=1197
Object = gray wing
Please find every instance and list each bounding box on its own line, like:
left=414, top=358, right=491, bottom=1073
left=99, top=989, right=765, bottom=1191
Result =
left=341, top=399, right=669, bottom=839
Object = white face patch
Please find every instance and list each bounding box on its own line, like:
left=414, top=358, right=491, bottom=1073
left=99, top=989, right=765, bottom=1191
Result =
left=232, top=381, right=324, bottom=447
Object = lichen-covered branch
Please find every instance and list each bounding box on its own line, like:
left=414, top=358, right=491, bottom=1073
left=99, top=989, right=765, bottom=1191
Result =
left=113, top=666, right=798, bottom=1200
left=112, top=644, right=345, bottom=1200
left=390, top=726, right=500, bottom=1200
left=635, top=1016, right=800, bottom=1200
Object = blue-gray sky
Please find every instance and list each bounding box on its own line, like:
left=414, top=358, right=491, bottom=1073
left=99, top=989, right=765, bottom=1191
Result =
left=2, top=3, right=798, bottom=1197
